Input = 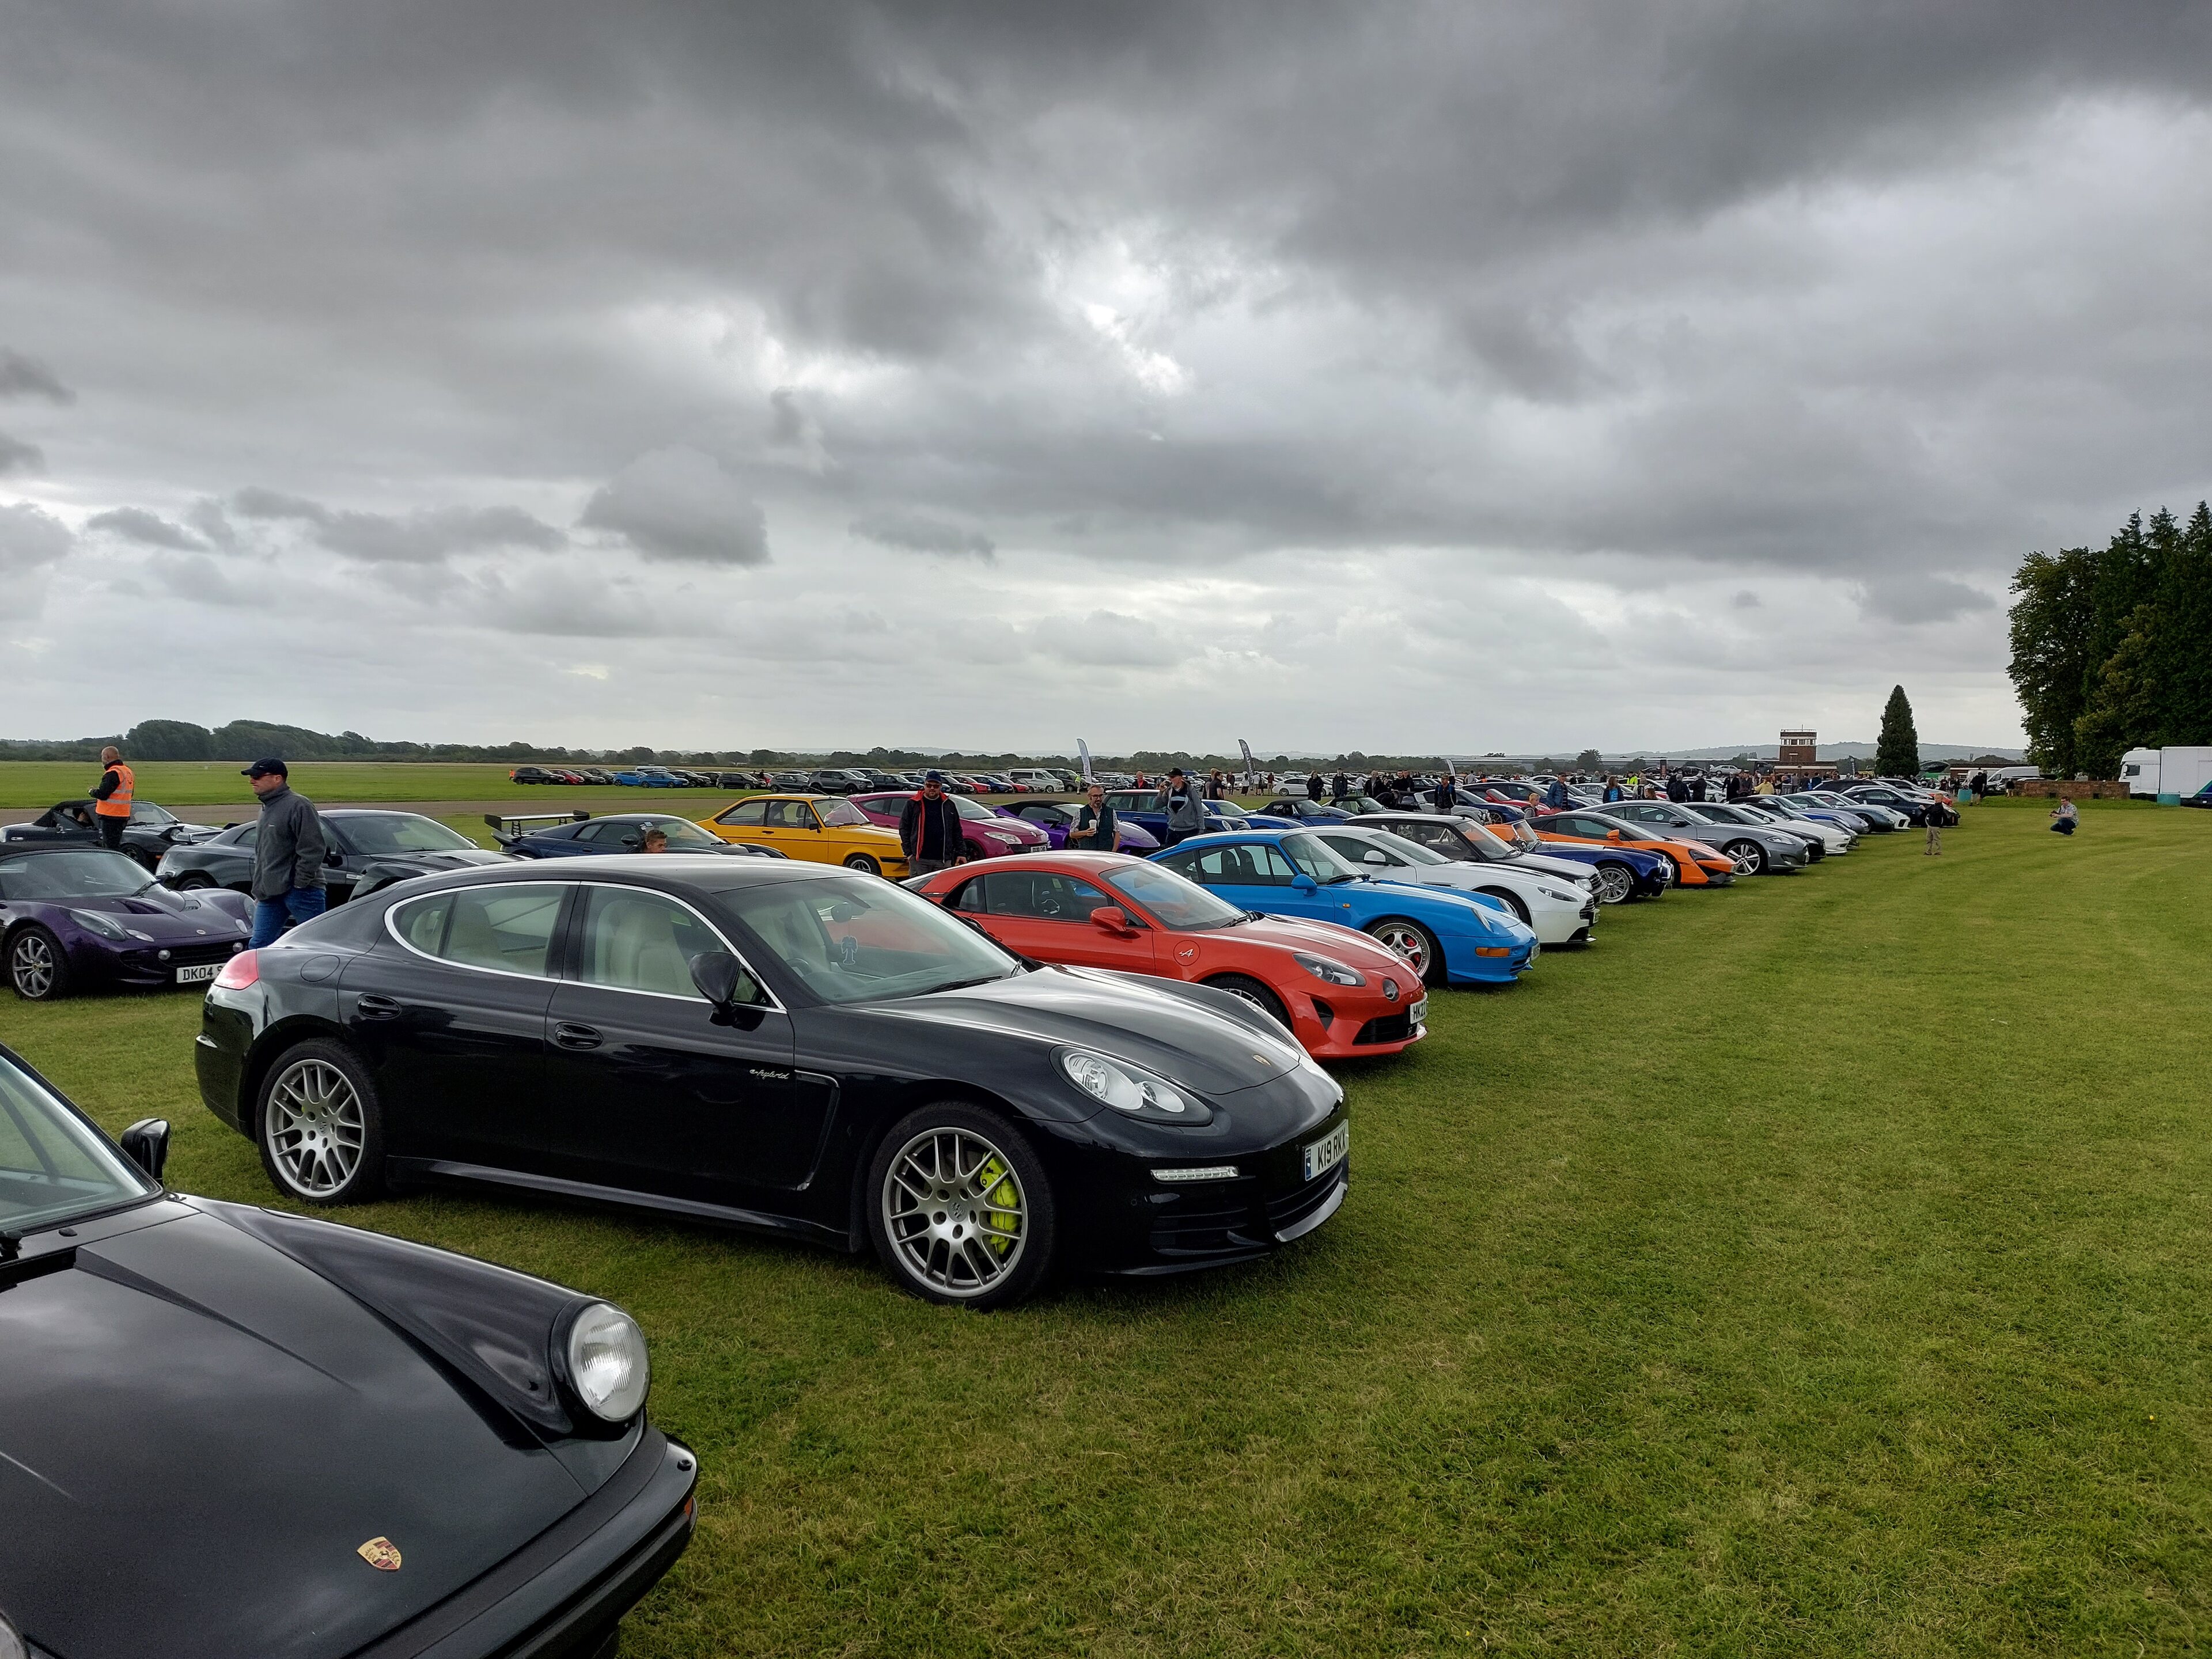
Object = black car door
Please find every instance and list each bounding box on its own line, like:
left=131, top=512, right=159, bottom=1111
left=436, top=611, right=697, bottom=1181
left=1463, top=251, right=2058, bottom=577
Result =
left=540, top=881, right=820, bottom=1206
left=338, top=881, right=563, bottom=1170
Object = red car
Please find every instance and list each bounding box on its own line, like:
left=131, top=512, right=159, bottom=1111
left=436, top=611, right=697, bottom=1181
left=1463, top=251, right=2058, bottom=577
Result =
left=911, top=851, right=1426, bottom=1060
left=847, top=790, right=1050, bottom=859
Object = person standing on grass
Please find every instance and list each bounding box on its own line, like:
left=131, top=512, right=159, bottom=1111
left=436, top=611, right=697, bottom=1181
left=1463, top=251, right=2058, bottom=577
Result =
left=900, top=771, right=968, bottom=874
left=89, top=744, right=135, bottom=852
left=2050, top=796, right=2078, bottom=836
left=243, top=759, right=327, bottom=949
left=1924, top=805, right=1942, bottom=856
left=1306, top=771, right=1323, bottom=802
left=1066, top=782, right=1118, bottom=851
left=1159, top=767, right=1206, bottom=846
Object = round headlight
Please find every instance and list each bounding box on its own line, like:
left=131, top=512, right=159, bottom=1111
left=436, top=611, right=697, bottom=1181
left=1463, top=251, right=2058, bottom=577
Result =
left=563, top=1302, right=650, bottom=1423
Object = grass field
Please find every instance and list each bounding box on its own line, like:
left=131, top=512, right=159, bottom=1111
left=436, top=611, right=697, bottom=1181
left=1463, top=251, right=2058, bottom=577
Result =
left=0, top=759, right=743, bottom=809
left=5, top=797, right=2208, bottom=1656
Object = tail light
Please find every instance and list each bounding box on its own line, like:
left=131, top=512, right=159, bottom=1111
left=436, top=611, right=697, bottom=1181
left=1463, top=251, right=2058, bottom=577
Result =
left=212, top=950, right=260, bottom=991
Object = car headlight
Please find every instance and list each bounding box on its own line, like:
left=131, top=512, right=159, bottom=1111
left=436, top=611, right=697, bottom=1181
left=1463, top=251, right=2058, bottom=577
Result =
left=1293, top=951, right=1365, bottom=987
left=68, top=908, right=128, bottom=940
left=560, top=1301, right=650, bottom=1423
left=1540, top=888, right=1576, bottom=903
left=1058, top=1049, right=1211, bottom=1124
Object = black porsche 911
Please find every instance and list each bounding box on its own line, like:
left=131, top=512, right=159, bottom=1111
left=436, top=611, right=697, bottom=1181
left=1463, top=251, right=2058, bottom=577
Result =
left=195, top=855, right=1350, bottom=1308
left=156, top=808, right=513, bottom=903
left=0, top=1041, right=696, bottom=1659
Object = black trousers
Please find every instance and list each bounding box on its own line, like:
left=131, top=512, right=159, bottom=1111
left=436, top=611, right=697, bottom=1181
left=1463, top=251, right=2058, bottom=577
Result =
left=99, top=815, right=127, bottom=850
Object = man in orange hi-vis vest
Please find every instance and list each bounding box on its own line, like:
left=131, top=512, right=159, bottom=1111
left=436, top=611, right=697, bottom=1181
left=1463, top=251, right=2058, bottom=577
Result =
left=90, top=745, right=135, bottom=852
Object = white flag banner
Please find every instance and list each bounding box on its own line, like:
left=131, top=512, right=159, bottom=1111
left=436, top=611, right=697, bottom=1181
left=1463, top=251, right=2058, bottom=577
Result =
left=1077, top=738, right=1093, bottom=782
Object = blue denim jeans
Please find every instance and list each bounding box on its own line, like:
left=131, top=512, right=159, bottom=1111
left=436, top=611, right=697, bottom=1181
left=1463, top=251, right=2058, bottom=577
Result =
left=249, top=886, right=328, bottom=948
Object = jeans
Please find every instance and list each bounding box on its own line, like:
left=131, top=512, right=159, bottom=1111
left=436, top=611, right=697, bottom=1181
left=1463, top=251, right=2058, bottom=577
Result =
left=911, top=856, right=959, bottom=876
left=2051, top=818, right=2077, bottom=835
left=249, top=886, right=328, bottom=948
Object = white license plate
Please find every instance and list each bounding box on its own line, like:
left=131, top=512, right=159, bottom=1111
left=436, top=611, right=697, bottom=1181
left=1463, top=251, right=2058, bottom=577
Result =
left=1408, top=997, right=1429, bottom=1027
left=1302, top=1121, right=1350, bottom=1181
left=176, top=963, right=221, bottom=984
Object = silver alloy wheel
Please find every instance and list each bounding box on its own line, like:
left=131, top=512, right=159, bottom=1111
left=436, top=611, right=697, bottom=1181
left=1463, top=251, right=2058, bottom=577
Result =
left=1727, top=843, right=1762, bottom=876
left=881, top=1126, right=1027, bottom=1298
left=10, top=933, right=55, bottom=998
left=844, top=854, right=881, bottom=874
left=1368, top=921, right=1431, bottom=978
left=1593, top=864, right=1634, bottom=905
left=264, top=1058, right=366, bottom=1196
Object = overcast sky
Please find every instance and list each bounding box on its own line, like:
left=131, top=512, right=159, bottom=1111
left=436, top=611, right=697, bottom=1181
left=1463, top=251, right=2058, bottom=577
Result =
left=5, top=2, right=2209, bottom=755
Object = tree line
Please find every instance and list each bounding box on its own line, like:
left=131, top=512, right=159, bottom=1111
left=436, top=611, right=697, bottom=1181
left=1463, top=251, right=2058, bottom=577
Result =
left=2008, top=504, right=2212, bottom=778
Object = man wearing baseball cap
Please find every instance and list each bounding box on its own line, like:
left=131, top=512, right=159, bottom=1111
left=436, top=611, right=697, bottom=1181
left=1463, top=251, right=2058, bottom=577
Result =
left=899, top=770, right=968, bottom=876
left=1158, top=766, right=1206, bottom=846
left=241, top=758, right=329, bottom=948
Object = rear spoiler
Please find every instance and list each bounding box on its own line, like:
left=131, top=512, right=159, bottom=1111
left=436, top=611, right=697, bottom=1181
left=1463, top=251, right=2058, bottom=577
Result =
left=483, top=809, right=589, bottom=848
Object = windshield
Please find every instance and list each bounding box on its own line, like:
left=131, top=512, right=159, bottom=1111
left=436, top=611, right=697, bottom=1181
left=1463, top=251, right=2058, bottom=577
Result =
left=1279, top=833, right=1365, bottom=884
left=718, top=874, right=1019, bottom=1003
left=1355, top=830, right=1449, bottom=866
left=950, top=797, right=1001, bottom=822
left=817, top=799, right=869, bottom=828
left=0, top=849, right=151, bottom=900
left=0, top=1056, right=158, bottom=1238
left=128, top=802, right=179, bottom=825
left=335, top=813, right=476, bottom=855
left=1450, top=821, right=1517, bottom=860
left=634, top=818, right=725, bottom=847
left=1105, top=862, right=1250, bottom=930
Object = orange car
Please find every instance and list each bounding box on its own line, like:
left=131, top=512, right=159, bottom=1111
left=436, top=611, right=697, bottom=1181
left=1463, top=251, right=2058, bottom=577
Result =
left=1522, top=810, right=1737, bottom=888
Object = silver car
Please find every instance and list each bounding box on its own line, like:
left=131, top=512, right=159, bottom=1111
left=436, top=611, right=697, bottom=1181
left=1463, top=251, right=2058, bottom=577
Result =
left=1601, top=800, right=1812, bottom=876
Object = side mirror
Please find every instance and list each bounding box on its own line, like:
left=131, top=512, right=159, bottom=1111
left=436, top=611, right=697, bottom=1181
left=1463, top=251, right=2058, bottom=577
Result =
left=1290, top=873, right=1318, bottom=892
left=324, top=849, right=345, bottom=866
left=689, top=949, right=741, bottom=1005
left=120, top=1118, right=170, bottom=1183
left=1089, top=905, right=1135, bottom=935
left=1362, top=850, right=1388, bottom=865
left=619, top=835, right=640, bottom=849
left=1606, top=830, right=1622, bottom=842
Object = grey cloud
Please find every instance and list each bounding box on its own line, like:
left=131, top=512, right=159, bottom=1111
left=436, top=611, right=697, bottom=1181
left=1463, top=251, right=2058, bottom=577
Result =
left=1854, top=574, right=1997, bottom=625
left=850, top=512, right=994, bottom=560
left=88, top=506, right=202, bottom=550
left=185, top=499, right=238, bottom=550
left=153, top=553, right=248, bottom=607
left=0, top=433, right=41, bottom=476
left=1731, top=590, right=1762, bottom=609
left=232, top=487, right=564, bottom=562
left=1044, top=609, right=1183, bottom=668
left=0, top=349, right=72, bottom=403
left=0, top=501, right=73, bottom=616
left=581, top=449, right=768, bottom=566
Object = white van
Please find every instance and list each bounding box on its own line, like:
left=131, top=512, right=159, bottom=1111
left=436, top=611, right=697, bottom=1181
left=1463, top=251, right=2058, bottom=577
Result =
left=1007, top=768, right=1064, bottom=791
left=2122, top=749, right=2161, bottom=797
left=2155, top=748, right=2212, bottom=804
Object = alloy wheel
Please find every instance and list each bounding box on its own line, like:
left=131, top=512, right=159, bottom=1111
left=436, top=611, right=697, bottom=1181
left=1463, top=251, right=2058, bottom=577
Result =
left=881, top=1126, right=1027, bottom=1298
left=844, top=854, right=881, bottom=875
left=10, top=933, right=55, bottom=998
left=264, top=1058, right=366, bottom=1196
left=1368, top=921, right=1431, bottom=978
left=1593, top=864, right=1634, bottom=905
left=1727, top=842, right=1762, bottom=876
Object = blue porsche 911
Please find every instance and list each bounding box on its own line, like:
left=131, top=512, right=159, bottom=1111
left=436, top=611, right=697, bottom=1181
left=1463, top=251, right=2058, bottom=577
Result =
left=1149, top=828, right=1538, bottom=986
left=3, top=844, right=251, bottom=1001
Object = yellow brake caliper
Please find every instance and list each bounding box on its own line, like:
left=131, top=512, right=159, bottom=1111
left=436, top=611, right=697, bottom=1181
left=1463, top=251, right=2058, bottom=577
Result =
left=976, top=1156, right=1020, bottom=1255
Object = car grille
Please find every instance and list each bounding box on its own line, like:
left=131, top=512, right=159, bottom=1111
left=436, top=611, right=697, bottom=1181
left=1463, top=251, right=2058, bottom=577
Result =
left=119, top=940, right=244, bottom=968
left=1354, top=1010, right=1414, bottom=1046
left=1266, top=1162, right=1348, bottom=1236
left=1147, top=1160, right=1350, bottom=1258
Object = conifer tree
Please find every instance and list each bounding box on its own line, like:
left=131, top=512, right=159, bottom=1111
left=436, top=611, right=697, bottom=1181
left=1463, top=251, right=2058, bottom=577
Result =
left=1875, top=685, right=1920, bottom=777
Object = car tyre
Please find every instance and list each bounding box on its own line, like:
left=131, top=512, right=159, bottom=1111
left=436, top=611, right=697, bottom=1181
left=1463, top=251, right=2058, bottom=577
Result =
left=867, top=1103, right=1055, bottom=1310
left=1592, top=862, right=1636, bottom=905
left=843, top=854, right=882, bottom=876
left=7, top=925, right=70, bottom=1001
left=1204, top=972, right=1292, bottom=1030
left=1725, top=840, right=1768, bottom=876
left=1476, top=887, right=1531, bottom=926
left=1363, top=918, right=1445, bottom=987
left=172, top=871, right=214, bottom=890
left=256, top=1039, right=387, bottom=1206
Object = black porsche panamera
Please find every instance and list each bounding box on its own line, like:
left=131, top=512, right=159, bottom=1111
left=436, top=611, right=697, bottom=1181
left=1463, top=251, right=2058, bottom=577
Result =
left=0, top=1042, right=696, bottom=1659
left=195, top=855, right=1351, bottom=1307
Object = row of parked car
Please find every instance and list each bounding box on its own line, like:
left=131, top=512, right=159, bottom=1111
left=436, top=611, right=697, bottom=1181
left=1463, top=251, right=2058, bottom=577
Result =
left=510, top=762, right=1084, bottom=794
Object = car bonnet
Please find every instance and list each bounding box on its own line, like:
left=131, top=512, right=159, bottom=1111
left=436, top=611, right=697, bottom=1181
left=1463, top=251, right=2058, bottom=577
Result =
left=0, top=1205, right=592, bottom=1659
left=24, top=884, right=249, bottom=937
left=862, top=964, right=1313, bottom=1103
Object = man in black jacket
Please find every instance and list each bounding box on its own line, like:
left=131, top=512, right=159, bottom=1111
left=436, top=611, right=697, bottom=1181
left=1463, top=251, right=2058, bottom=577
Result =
left=899, top=771, right=967, bottom=874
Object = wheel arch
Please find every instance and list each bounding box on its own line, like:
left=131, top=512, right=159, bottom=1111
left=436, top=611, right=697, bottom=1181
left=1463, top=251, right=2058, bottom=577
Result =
left=840, top=1078, right=1050, bottom=1255
left=239, top=1015, right=360, bottom=1138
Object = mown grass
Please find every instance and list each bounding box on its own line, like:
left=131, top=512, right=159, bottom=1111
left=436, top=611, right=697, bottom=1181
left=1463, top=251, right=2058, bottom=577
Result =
left=3, top=797, right=2207, bottom=1657
left=0, top=759, right=741, bottom=808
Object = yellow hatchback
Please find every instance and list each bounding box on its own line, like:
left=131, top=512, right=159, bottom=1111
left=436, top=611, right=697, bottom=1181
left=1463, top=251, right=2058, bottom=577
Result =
left=698, top=794, right=910, bottom=877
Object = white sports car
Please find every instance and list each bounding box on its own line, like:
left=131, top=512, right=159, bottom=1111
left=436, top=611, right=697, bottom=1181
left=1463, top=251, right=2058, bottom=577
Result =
left=1310, top=826, right=1598, bottom=946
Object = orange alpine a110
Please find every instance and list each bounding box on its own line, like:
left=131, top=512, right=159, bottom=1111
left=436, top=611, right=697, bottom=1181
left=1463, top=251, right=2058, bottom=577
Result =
left=1521, top=810, right=1738, bottom=888
left=911, top=851, right=1426, bottom=1060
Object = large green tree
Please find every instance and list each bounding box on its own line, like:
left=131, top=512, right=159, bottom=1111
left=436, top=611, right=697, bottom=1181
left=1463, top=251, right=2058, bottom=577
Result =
left=1875, top=685, right=1920, bottom=777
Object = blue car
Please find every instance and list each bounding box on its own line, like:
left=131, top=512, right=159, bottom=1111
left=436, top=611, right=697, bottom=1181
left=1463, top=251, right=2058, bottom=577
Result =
left=1149, top=828, right=1537, bottom=987
left=4, top=843, right=251, bottom=1001
left=488, top=812, right=780, bottom=859
left=1101, top=791, right=1255, bottom=842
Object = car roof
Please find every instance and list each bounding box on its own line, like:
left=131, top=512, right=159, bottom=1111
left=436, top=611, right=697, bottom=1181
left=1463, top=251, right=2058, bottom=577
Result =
left=0, top=842, right=141, bottom=858
left=731, top=792, right=838, bottom=804
left=371, top=853, right=847, bottom=895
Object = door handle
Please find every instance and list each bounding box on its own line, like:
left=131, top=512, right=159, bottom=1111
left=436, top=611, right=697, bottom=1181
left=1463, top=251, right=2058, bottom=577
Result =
left=553, top=1022, right=603, bottom=1051
left=355, top=995, right=401, bottom=1020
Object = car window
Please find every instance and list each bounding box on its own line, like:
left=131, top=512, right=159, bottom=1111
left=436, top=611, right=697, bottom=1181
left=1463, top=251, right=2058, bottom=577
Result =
left=0, top=1056, right=158, bottom=1234
left=230, top=825, right=258, bottom=848
left=945, top=877, right=987, bottom=913
left=331, top=813, right=475, bottom=855
left=392, top=892, right=452, bottom=953
left=0, top=850, right=150, bottom=900
left=717, top=874, right=1018, bottom=1004
left=817, top=799, right=868, bottom=828
left=1319, top=832, right=1402, bottom=866
left=979, top=870, right=1112, bottom=921
left=1180, top=843, right=1299, bottom=886
left=127, top=802, right=176, bottom=825
left=574, top=821, right=632, bottom=845
left=434, top=884, right=563, bottom=976
left=715, top=799, right=769, bottom=827
left=576, top=885, right=756, bottom=1000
